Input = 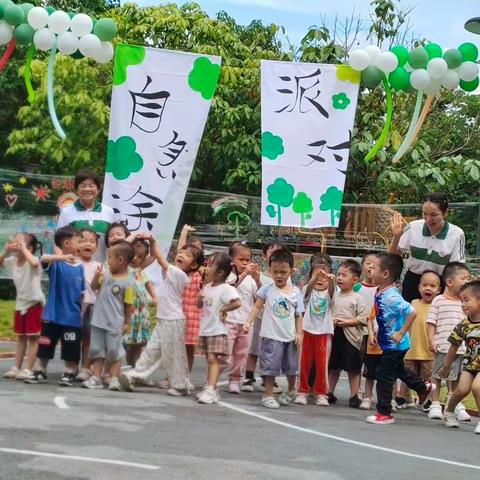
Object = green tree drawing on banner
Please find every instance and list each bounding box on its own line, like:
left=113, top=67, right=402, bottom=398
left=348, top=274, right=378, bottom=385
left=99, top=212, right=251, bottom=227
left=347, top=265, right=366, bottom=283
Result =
left=319, top=186, right=343, bottom=226
left=265, top=178, right=294, bottom=226
left=292, top=192, right=313, bottom=227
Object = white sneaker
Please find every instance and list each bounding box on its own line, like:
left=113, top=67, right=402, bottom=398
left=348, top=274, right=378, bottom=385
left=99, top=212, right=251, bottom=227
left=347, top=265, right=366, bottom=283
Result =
left=108, top=377, right=122, bottom=391
left=82, top=376, right=103, bottom=389
left=294, top=393, right=308, bottom=405
left=228, top=382, right=241, bottom=394
left=75, top=368, right=92, bottom=382
left=455, top=403, right=471, bottom=422
left=315, top=395, right=329, bottom=407
left=15, top=368, right=32, bottom=380
left=278, top=391, right=294, bottom=406
left=118, top=372, right=135, bottom=392
left=391, top=400, right=398, bottom=413
left=428, top=401, right=442, bottom=419
left=3, top=367, right=20, bottom=379
left=443, top=411, right=459, bottom=428
left=188, top=381, right=195, bottom=391
left=475, top=421, right=480, bottom=435
left=261, top=396, right=280, bottom=409
left=197, top=387, right=218, bottom=404
left=360, top=398, right=372, bottom=410
left=167, top=387, right=187, bottom=397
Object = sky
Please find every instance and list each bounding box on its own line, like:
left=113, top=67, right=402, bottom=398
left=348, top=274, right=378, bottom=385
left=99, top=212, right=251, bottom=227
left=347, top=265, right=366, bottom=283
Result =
left=135, top=0, right=480, bottom=49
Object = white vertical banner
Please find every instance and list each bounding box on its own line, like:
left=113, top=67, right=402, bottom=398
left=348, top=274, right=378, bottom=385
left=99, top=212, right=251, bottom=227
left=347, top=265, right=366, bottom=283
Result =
left=103, top=44, right=221, bottom=254
left=261, top=61, right=360, bottom=228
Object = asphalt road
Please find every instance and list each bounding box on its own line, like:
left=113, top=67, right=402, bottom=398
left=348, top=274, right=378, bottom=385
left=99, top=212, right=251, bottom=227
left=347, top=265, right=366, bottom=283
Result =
left=0, top=356, right=479, bottom=480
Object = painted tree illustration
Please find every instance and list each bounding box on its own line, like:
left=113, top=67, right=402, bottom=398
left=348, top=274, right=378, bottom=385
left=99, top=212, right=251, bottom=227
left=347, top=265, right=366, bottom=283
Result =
left=292, top=192, right=313, bottom=227
left=319, top=186, right=343, bottom=226
left=265, top=178, right=295, bottom=226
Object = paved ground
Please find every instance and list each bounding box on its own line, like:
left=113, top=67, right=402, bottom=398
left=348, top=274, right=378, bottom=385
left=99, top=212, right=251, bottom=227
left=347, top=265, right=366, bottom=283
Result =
left=0, top=356, right=479, bottom=480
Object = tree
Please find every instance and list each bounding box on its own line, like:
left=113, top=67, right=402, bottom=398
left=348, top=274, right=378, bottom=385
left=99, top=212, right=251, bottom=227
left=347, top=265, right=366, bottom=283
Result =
left=320, top=186, right=343, bottom=226
left=265, top=177, right=294, bottom=226
left=292, top=192, right=313, bottom=227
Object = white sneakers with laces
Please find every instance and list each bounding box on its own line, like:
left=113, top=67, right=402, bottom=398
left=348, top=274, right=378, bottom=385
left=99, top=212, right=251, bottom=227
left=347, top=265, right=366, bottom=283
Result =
left=428, top=401, right=443, bottom=419
left=3, top=367, right=20, bottom=379
left=197, top=386, right=219, bottom=404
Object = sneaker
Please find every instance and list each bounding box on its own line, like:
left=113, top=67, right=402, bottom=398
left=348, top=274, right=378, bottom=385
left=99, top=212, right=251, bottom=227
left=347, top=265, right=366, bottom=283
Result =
left=197, top=387, right=218, bottom=404
left=24, top=370, right=47, bottom=384
left=59, top=372, right=75, bottom=387
left=167, top=387, right=187, bottom=397
left=475, top=421, right=480, bottom=435
left=118, top=372, right=135, bottom=392
left=228, top=382, right=241, bottom=394
left=241, top=378, right=256, bottom=392
left=102, top=373, right=112, bottom=385
left=366, top=412, right=395, bottom=425
left=82, top=375, right=103, bottom=389
left=391, top=400, right=398, bottom=413
left=428, top=401, right=443, bottom=419
left=349, top=395, right=361, bottom=409
left=15, top=369, right=32, bottom=381
left=455, top=403, right=471, bottom=422
left=188, top=380, right=195, bottom=391
left=261, top=395, right=280, bottom=409
left=278, top=391, right=294, bottom=406
left=443, top=411, right=459, bottom=428
left=75, top=368, right=92, bottom=382
left=135, top=377, right=156, bottom=387
left=315, top=395, right=330, bottom=407
left=294, top=393, right=308, bottom=405
left=395, top=396, right=410, bottom=409
left=3, top=367, right=20, bottom=379
left=273, top=382, right=282, bottom=394
left=418, top=381, right=436, bottom=407
left=360, top=398, right=372, bottom=410
left=109, top=377, right=122, bottom=391
left=422, top=399, right=432, bottom=413
left=327, top=392, right=338, bottom=404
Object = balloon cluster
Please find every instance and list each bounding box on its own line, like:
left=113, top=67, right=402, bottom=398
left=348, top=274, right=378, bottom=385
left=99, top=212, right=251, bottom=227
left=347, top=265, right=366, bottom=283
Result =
left=349, top=43, right=479, bottom=94
left=0, top=1, right=116, bottom=63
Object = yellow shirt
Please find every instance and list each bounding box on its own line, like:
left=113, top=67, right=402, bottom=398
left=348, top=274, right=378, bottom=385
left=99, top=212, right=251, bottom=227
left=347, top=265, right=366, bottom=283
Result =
left=405, top=299, right=434, bottom=361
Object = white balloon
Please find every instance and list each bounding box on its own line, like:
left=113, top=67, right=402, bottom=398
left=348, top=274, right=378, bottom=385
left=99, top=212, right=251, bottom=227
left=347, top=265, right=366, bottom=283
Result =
left=27, top=6, right=49, bottom=30
left=349, top=49, right=369, bottom=71
left=57, top=31, right=79, bottom=55
left=410, top=69, right=431, bottom=90
left=70, top=13, right=93, bottom=37
left=458, top=61, right=479, bottom=82
left=365, top=45, right=382, bottom=64
left=0, top=21, right=13, bottom=46
left=33, top=28, right=56, bottom=51
left=376, top=51, right=398, bottom=73
left=79, top=33, right=101, bottom=57
left=92, top=41, right=114, bottom=63
left=48, top=11, right=70, bottom=35
left=424, top=78, right=442, bottom=95
left=427, top=58, right=448, bottom=79
left=441, top=70, right=460, bottom=90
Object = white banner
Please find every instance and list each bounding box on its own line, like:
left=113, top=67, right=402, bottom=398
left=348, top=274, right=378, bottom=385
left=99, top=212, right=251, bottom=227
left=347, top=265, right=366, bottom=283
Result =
left=103, top=44, right=220, bottom=254
left=261, top=61, right=359, bottom=228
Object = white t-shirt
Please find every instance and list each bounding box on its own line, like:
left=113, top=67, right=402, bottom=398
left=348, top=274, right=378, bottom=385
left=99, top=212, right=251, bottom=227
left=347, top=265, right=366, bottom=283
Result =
left=227, top=272, right=257, bottom=325
left=302, top=288, right=334, bottom=335
left=354, top=282, right=377, bottom=334
left=199, top=283, right=240, bottom=336
left=258, top=283, right=305, bottom=342
left=81, top=259, right=101, bottom=305
left=4, top=256, right=45, bottom=314
left=156, top=265, right=189, bottom=320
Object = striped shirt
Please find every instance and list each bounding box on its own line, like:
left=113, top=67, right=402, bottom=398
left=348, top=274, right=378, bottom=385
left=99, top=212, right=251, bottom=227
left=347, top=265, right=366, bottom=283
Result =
left=399, top=220, right=465, bottom=275
left=426, top=294, right=465, bottom=354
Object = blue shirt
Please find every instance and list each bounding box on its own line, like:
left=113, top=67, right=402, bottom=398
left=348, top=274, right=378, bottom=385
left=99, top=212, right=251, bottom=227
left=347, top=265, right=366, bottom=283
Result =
left=43, top=262, right=85, bottom=328
left=375, top=286, right=414, bottom=351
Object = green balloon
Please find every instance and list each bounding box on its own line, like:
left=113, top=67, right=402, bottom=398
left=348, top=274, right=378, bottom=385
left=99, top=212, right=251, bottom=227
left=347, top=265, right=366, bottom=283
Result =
left=68, top=11, right=75, bottom=19
left=408, top=46, right=428, bottom=69
left=4, top=3, right=25, bottom=25
left=388, top=67, right=411, bottom=91
left=0, top=0, right=13, bottom=20
left=20, top=3, right=34, bottom=16
left=458, top=42, right=478, bottom=62
left=390, top=45, right=409, bottom=66
left=424, top=43, right=443, bottom=59
left=13, top=22, right=34, bottom=44
left=45, top=6, right=55, bottom=15
left=460, top=77, right=479, bottom=92
left=71, top=49, right=84, bottom=59
left=361, top=65, right=383, bottom=89
left=94, top=18, right=117, bottom=42
left=443, top=49, right=462, bottom=69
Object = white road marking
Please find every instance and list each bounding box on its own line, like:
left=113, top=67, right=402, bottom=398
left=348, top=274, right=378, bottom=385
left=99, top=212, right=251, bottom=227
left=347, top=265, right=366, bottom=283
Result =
left=219, top=401, right=480, bottom=471
left=0, top=448, right=161, bottom=470
left=54, top=396, right=69, bottom=410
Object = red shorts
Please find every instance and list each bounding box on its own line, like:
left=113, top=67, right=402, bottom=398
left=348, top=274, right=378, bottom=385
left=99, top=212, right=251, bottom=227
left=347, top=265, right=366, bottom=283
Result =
left=14, top=303, right=42, bottom=336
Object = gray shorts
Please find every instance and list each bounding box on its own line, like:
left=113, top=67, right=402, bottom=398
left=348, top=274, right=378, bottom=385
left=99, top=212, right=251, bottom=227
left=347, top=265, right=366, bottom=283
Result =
left=432, top=352, right=463, bottom=381
left=248, top=316, right=263, bottom=357
left=89, top=325, right=125, bottom=363
left=259, top=337, right=298, bottom=377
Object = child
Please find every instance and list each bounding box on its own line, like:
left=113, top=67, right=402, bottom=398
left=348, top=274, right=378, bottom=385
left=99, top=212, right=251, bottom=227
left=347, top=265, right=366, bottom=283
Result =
left=83, top=241, right=135, bottom=390
left=220, top=242, right=260, bottom=394
left=119, top=237, right=203, bottom=395
left=197, top=252, right=241, bottom=404
left=366, top=253, right=435, bottom=425
left=124, top=239, right=157, bottom=367
left=295, top=259, right=335, bottom=406
left=244, top=248, right=304, bottom=409
left=1, top=234, right=45, bottom=380
left=76, top=228, right=101, bottom=382
left=328, top=260, right=367, bottom=408
left=442, top=281, right=480, bottom=434
left=25, top=226, right=85, bottom=386
left=105, top=222, right=131, bottom=249
left=427, top=262, right=471, bottom=421
left=396, top=270, right=441, bottom=408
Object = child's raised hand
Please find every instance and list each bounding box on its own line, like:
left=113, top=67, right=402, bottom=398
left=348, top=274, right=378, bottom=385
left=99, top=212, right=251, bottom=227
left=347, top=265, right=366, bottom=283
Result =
left=182, top=224, right=196, bottom=233
left=64, top=254, right=77, bottom=264
left=94, top=264, right=104, bottom=278
left=391, top=212, right=404, bottom=237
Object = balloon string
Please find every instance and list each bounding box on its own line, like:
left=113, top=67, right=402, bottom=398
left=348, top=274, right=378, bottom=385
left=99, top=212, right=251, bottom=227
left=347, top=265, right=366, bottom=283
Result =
left=364, top=75, right=393, bottom=164
left=409, top=94, right=434, bottom=145
left=392, top=90, right=423, bottom=163
left=47, top=42, right=66, bottom=140
left=0, top=39, right=16, bottom=73
left=24, top=44, right=37, bottom=103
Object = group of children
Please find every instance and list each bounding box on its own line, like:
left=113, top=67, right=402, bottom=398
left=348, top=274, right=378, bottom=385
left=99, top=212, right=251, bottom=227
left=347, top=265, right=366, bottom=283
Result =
left=1, top=223, right=480, bottom=434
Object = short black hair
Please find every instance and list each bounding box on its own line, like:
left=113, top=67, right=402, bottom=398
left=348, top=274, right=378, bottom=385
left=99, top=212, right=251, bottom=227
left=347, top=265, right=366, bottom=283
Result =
left=262, top=240, right=285, bottom=255
left=269, top=248, right=294, bottom=268
left=209, top=252, right=233, bottom=280
left=132, top=238, right=149, bottom=256
left=54, top=226, right=82, bottom=248
left=105, top=222, right=130, bottom=247
left=310, top=252, right=332, bottom=268
left=460, top=280, right=480, bottom=297
left=187, top=236, right=204, bottom=249
left=362, top=251, right=378, bottom=264
left=181, top=245, right=205, bottom=271
left=81, top=228, right=98, bottom=244
left=74, top=169, right=102, bottom=190
left=442, top=262, right=470, bottom=283
left=339, top=259, right=362, bottom=278
left=110, top=240, right=134, bottom=263
left=375, top=253, right=403, bottom=282
left=423, top=192, right=448, bottom=213
left=229, top=241, right=252, bottom=257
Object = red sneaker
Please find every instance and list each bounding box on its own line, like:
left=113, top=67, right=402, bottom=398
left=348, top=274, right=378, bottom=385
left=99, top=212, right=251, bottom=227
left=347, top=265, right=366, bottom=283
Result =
left=366, top=412, right=395, bottom=425
left=418, top=381, right=436, bottom=408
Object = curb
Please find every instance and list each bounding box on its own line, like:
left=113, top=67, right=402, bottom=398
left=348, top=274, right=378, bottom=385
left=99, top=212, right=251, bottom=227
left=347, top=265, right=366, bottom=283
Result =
left=0, top=352, right=15, bottom=359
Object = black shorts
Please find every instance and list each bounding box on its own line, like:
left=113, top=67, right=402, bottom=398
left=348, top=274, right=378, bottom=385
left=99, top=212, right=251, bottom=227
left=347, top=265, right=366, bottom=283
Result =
left=329, top=327, right=362, bottom=374
left=363, top=353, right=383, bottom=380
left=38, top=322, right=82, bottom=363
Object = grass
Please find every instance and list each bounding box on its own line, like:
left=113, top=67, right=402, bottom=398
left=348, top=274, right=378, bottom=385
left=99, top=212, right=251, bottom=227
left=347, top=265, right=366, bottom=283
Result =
left=0, top=300, right=15, bottom=338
